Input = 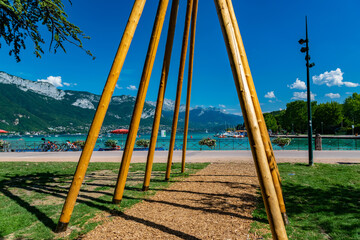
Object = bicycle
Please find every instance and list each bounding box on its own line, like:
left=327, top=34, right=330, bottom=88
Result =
left=37, top=138, right=60, bottom=152
left=60, top=140, right=80, bottom=151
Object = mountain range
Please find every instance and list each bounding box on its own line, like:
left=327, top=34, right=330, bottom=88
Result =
left=0, top=72, right=243, bottom=133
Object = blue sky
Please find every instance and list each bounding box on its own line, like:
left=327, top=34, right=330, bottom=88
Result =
left=1, top=0, right=360, bottom=115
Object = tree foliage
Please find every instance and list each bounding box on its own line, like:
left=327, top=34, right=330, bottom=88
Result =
left=283, top=101, right=308, bottom=133
left=264, top=95, right=360, bottom=135
left=313, top=102, right=343, bottom=134
left=279, top=100, right=317, bottom=133
left=136, top=139, right=150, bottom=148
left=271, top=137, right=291, bottom=147
left=198, top=138, right=216, bottom=149
left=343, top=93, right=360, bottom=126
left=236, top=123, right=245, bottom=130
left=263, top=113, right=278, bottom=132
left=0, top=0, right=93, bottom=61
left=105, top=139, right=118, bottom=148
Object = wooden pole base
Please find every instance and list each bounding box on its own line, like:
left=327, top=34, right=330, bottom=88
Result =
left=112, top=199, right=122, bottom=204
left=282, top=212, right=290, bottom=225
left=55, top=221, right=69, bottom=233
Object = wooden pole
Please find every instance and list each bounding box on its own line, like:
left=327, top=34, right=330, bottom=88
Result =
left=165, top=0, right=194, bottom=180
left=214, top=0, right=288, bottom=239
left=142, top=0, right=180, bottom=191
left=54, top=0, right=146, bottom=233
left=223, top=0, right=274, bottom=231
left=112, top=0, right=169, bottom=204
left=182, top=0, right=198, bottom=173
left=225, top=0, right=289, bottom=225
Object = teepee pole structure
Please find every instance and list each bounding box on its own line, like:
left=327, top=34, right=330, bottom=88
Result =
left=182, top=0, right=198, bottom=173
left=165, top=0, right=194, bottom=180
left=112, top=0, right=170, bottom=204
left=214, top=0, right=288, bottom=239
left=142, top=0, right=180, bottom=191
left=224, top=0, right=274, bottom=231
left=225, top=0, right=288, bottom=225
left=54, top=0, right=146, bottom=233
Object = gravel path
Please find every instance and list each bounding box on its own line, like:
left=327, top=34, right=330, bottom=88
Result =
left=83, top=162, right=259, bottom=240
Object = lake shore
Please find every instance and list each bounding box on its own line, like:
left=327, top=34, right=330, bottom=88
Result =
left=0, top=150, right=359, bottom=164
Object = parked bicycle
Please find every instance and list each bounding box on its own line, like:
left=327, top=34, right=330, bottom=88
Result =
left=37, top=138, right=60, bottom=152
left=60, top=140, right=80, bottom=151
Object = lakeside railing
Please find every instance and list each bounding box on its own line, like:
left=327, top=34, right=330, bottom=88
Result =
left=1, top=137, right=360, bottom=152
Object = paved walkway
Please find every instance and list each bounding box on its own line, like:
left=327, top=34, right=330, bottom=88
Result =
left=0, top=150, right=359, bottom=164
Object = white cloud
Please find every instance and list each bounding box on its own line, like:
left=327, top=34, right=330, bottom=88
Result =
left=325, top=93, right=340, bottom=99
left=265, top=91, right=275, bottom=99
left=116, top=84, right=123, bottom=89
left=346, top=92, right=353, bottom=94
left=63, top=82, right=70, bottom=86
left=292, top=91, right=316, bottom=101
left=343, top=82, right=359, bottom=87
left=37, top=76, right=63, bottom=87
left=312, top=68, right=359, bottom=87
left=127, top=85, right=137, bottom=90
left=219, top=104, right=226, bottom=108
left=288, top=78, right=306, bottom=90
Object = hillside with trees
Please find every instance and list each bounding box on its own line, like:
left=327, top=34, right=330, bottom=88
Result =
left=264, top=93, right=360, bottom=135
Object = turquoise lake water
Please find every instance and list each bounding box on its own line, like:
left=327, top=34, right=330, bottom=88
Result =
left=2, top=132, right=360, bottom=151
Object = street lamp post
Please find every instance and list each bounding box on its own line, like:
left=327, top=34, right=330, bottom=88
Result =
left=299, top=16, right=315, bottom=166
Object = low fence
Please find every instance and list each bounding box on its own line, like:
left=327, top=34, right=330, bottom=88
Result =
left=2, top=137, right=360, bottom=152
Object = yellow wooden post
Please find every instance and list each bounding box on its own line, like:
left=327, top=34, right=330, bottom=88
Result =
left=112, top=0, right=169, bottom=204
left=142, top=0, right=180, bottom=191
left=54, top=0, right=146, bottom=233
left=225, top=0, right=289, bottom=225
left=224, top=0, right=275, bottom=230
left=182, top=0, right=198, bottom=173
left=165, top=0, right=194, bottom=181
left=214, top=0, right=288, bottom=239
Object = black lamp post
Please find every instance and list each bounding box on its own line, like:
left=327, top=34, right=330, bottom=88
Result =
left=299, top=16, right=315, bottom=166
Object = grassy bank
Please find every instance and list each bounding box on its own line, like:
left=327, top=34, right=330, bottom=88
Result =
left=251, top=163, right=360, bottom=239
left=0, top=162, right=209, bottom=239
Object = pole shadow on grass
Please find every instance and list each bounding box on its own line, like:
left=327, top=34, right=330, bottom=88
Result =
left=282, top=182, right=360, bottom=237
left=0, top=172, right=203, bottom=239
left=0, top=172, right=247, bottom=237
left=0, top=173, right=73, bottom=234
left=1, top=169, right=264, bottom=238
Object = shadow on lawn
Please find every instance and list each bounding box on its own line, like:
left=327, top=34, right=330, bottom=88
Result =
left=254, top=178, right=360, bottom=237
left=282, top=182, right=360, bottom=237
left=0, top=171, right=260, bottom=239
left=0, top=173, right=73, bottom=231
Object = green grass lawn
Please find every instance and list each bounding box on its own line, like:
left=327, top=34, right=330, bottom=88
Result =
left=251, top=163, right=360, bottom=240
left=0, top=162, right=209, bottom=239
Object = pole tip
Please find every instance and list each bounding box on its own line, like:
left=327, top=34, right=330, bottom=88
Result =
left=282, top=212, right=290, bottom=225
left=112, top=199, right=122, bottom=204
left=164, top=177, right=170, bottom=181
left=54, top=221, right=69, bottom=233
left=142, top=186, right=149, bottom=191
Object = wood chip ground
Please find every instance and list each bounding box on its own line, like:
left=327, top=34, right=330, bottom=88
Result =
left=83, top=162, right=259, bottom=240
